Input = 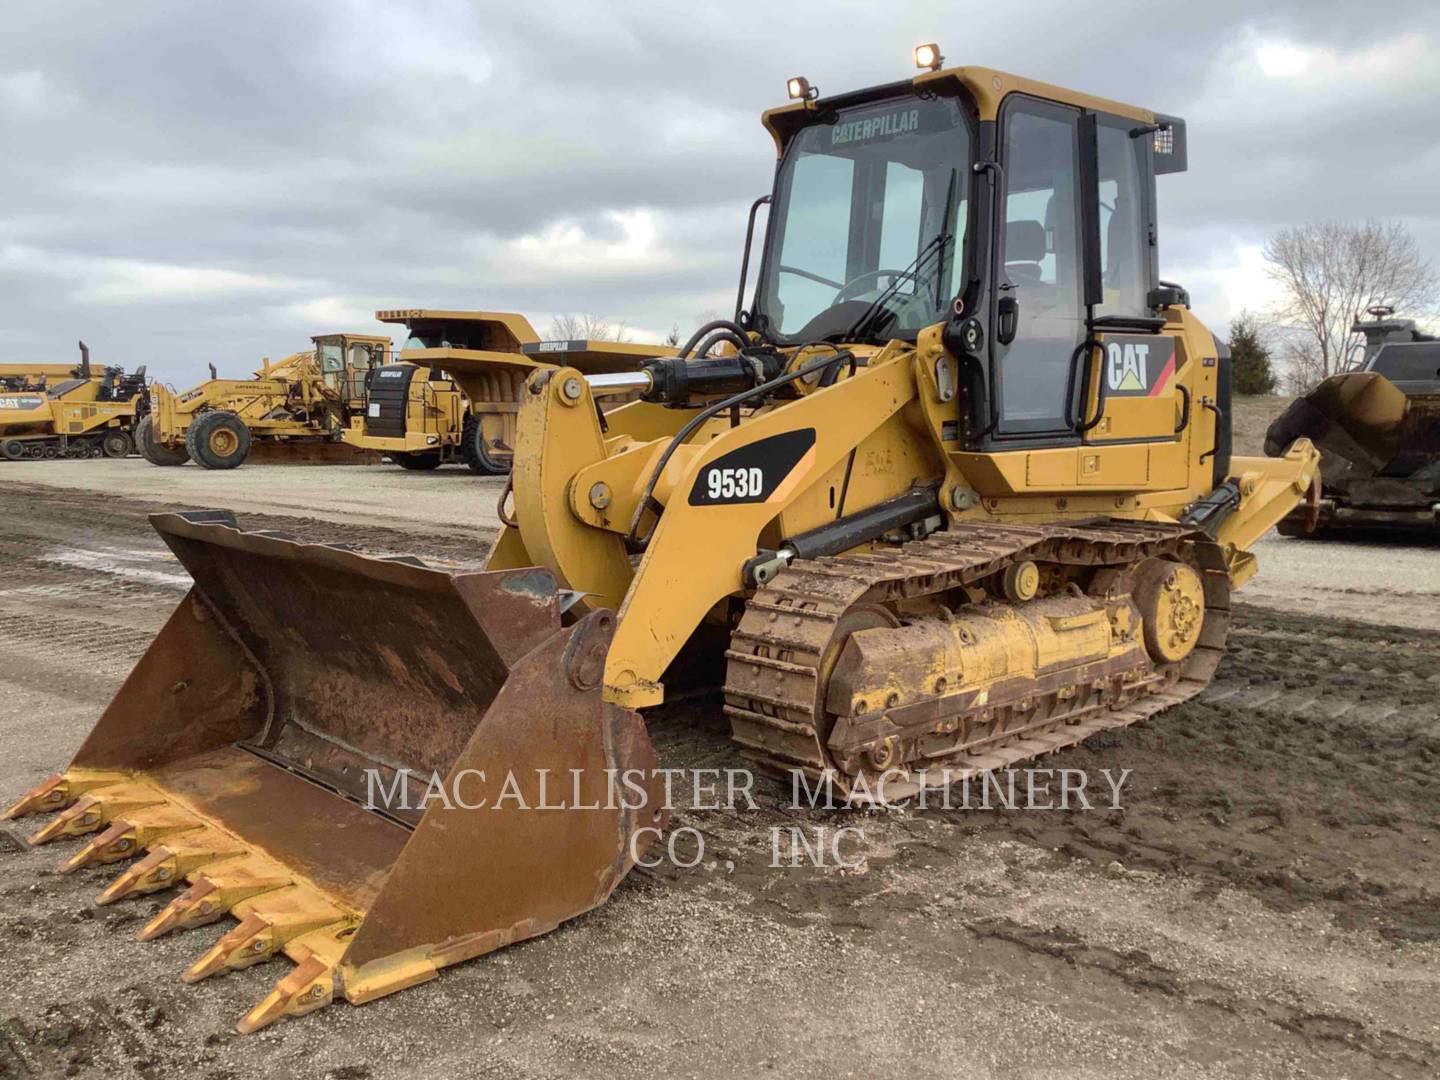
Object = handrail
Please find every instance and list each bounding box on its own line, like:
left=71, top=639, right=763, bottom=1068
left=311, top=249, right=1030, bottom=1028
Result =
left=1173, top=383, right=1191, bottom=434
left=1072, top=338, right=1106, bottom=432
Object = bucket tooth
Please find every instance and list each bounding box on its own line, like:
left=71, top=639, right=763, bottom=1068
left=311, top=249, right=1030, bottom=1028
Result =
left=97, top=829, right=245, bottom=906
left=137, top=861, right=291, bottom=942
left=236, top=954, right=334, bottom=1035
left=27, top=783, right=163, bottom=847
left=58, top=806, right=201, bottom=874
left=3, top=770, right=130, bottom=821
left=139, top=879, right=223, bottom=941
left=184, top=912, right=274, bottom=983
left=98, top=847, right=184, bottom=903
left=182, top=887, right=347, bottom=984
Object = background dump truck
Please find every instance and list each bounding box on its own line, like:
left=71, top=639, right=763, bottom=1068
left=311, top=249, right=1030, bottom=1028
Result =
left=0, top=343, right=146, bottom=461
left=346, top=310, right=675, bottom=472
left=137, top=333, right=391, bottom=469
left=1266, top=306, right=1440, bottom=534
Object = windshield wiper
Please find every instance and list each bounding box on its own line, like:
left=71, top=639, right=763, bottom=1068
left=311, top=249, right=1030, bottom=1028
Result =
left=844, top=230, right=953, bottom=343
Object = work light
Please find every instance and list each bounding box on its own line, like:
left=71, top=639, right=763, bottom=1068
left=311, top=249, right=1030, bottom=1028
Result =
left=914, top=43, right=943, bottom=70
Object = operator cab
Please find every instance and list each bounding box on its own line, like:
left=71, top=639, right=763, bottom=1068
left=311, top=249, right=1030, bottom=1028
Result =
left=312, top=333, right=391, bottom=407
left=748, top=60, right=1194, bottom=457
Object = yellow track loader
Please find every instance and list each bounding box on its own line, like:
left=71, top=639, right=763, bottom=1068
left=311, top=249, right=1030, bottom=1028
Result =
left=0, top=343, right=147, bottom=460
left=344, top=310, right=673, bottom=472
left=137, top=333, right=391, bottom=469
left=8, top=55, right=1318, bottom=1034
left=1265, top=306, right=1439, bottom=534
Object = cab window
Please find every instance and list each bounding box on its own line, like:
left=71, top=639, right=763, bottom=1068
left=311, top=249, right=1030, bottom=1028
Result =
left=995, top=96, right=1083, bottom=433
left=1095, top=118, right=1149, bottom=320
left=348, top=343, right=375, bottom=371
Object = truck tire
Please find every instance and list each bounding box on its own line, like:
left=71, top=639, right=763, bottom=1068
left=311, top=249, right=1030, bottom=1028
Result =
left=461, top=412, right=510, bottom=475
left=392, top=452, right=442, bottom=471
left=136, top=415, right=191, bottom=466
left=186, top=411, right=252, bottom=470
left=101, top=428, right=134, bottom=459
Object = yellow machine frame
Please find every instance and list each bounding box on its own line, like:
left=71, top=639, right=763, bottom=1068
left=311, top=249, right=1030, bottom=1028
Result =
left=144, top=333, right=391, bottom=467
left=0, top=347, right=146, bottom=460
left=345, top=310, right=678, bottom=471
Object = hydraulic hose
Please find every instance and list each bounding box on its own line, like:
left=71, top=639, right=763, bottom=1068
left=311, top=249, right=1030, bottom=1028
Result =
left=677, top=319, right=751, bottom=359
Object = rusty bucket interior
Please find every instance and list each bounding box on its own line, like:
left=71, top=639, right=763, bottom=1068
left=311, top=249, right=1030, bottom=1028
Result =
left=4, top=511, right=665, bottom=1032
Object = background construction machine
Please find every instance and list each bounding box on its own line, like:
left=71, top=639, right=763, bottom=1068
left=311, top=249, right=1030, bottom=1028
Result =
left=1265, top=306, right=1439, bottom=534
left=137, top=333, right=391, bottom=469
left=7, top=56, right=1318, bottom=1034
left=344, top=309, right=674, bottom=472
left=0, top=343, right=147, bottom=460
left=0, top=362, right=91, bottom=392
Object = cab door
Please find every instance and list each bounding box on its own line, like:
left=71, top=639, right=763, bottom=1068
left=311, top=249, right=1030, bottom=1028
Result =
left=981, top=99, right=1191, bottom=493
left=316, top=338, right=346, bottom=400
left=992, top=95, right=1087, bottom=438
left=343, top=340, right=377, bottom=407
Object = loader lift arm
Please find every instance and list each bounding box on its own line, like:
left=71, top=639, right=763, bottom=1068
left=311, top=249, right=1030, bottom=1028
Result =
left=497, top=353, right=923, bottom=707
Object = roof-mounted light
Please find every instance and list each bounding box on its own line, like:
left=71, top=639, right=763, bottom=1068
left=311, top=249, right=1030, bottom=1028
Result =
left=914, top=43, right=944, bottom=71
left=786, top=76, right=816, bottom=102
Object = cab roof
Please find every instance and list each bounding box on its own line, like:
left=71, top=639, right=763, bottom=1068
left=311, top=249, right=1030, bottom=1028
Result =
left=762, top=65, right=1159, bottom=151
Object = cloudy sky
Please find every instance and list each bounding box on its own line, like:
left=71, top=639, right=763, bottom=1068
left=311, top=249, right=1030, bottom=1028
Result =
left=2, top=0, right=1438, bottom=384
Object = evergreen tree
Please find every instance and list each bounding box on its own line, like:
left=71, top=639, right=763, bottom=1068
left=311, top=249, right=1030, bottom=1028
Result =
left=1229, top=310, right=1278, bottom=395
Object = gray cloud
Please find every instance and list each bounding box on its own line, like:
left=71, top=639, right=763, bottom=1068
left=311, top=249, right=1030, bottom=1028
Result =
left=2, top=0, right=1438, bottom=382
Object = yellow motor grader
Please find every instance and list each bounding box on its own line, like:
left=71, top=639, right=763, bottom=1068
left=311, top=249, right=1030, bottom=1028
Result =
left=0, top=343, right=147, bottom=461
left=343, top=309, right=674, bottom=472
left=8, top=53, right=1318, bottom=1034
left=137, top=333, right=391, bottom=469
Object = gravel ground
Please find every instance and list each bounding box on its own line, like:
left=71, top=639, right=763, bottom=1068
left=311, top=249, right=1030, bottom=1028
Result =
left=0, top=455, right=1437, bottom=1080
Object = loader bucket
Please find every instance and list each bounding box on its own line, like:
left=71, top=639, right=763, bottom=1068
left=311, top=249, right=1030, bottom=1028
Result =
left=4, top=512, right=667, bottom=1032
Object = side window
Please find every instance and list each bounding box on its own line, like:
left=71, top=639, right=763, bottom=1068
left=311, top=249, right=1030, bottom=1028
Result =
left=1095, top=119, right=1149, bottom=319
left=318, top=343, right=344, bottom=373
left=997, top=98, right=1083, bottom=433
left=348, top=344, right=373, bottom=371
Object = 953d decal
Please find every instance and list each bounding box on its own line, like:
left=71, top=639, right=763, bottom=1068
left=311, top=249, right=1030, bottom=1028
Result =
left=688, top=428, right=817, bottom=506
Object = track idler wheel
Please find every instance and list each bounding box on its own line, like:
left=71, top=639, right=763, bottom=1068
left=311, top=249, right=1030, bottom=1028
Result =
left=102, top=428, right=134, bottom=458
left=1133, top=558, right=1205, bottom=664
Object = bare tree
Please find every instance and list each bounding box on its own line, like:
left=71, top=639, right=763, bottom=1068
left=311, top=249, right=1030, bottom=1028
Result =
left=1263, top=220, right=1439, bottom=390
left=547, top=313, right=632, bottom=343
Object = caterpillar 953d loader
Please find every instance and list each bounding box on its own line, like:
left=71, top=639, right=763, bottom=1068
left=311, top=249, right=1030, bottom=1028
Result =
left=1265, top=306, right=1439, bottom=534
left=7, top=53, right=1318, bottom=1034
left=0, top=343, right=147, bottom=460
left=343, top=309, right=674, bottom=472
left=137, top=333, right=391, bottom=469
